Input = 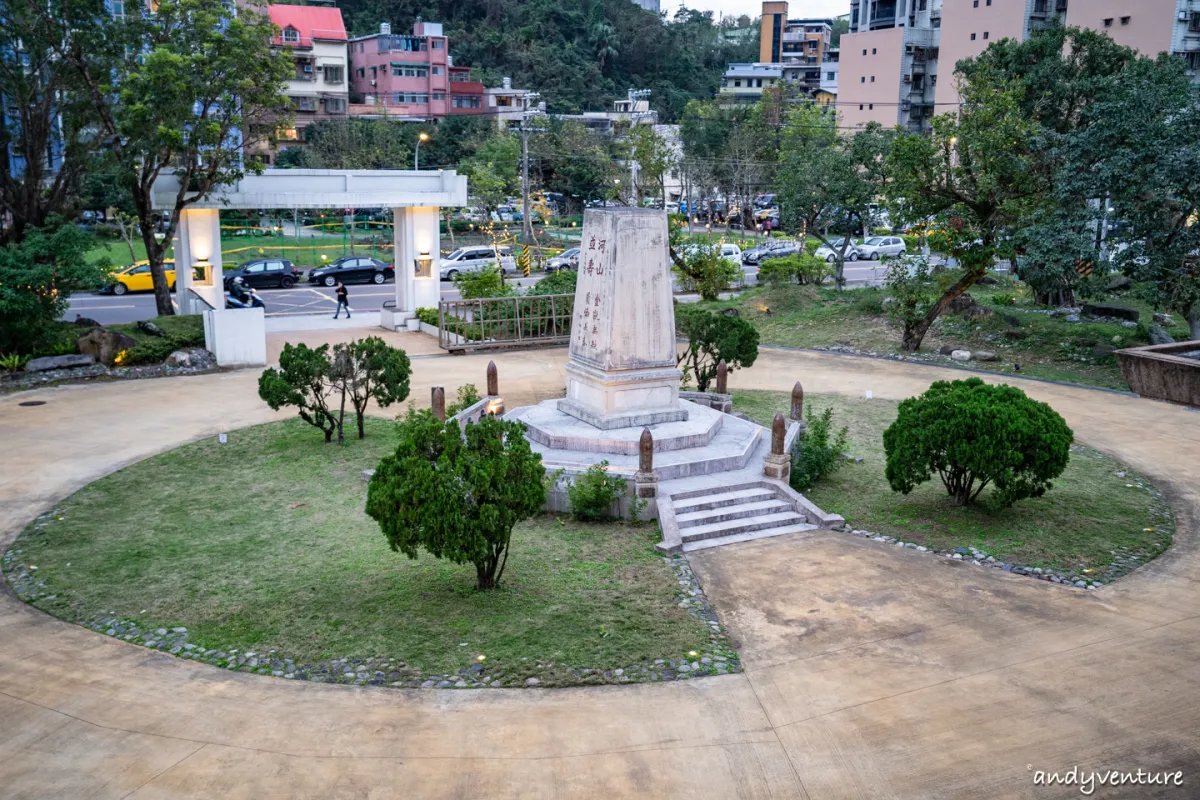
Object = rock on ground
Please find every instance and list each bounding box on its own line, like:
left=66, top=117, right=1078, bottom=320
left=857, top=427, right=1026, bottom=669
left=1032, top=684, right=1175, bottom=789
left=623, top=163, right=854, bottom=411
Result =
left=25, top=354, right=96, bottom=373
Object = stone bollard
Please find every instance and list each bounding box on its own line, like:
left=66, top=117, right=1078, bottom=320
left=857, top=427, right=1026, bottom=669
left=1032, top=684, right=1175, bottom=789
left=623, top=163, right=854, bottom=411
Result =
left=431, top=386, right=446, bottom=421
left=790, top=381, right=807, bottom=433
left=762, top=412, right=791, bottom=481
left=486, top=360, right=499, bottom=397
left=715, top=359, right=728, bottom=395
left=634, top=427, right=658, bottom=501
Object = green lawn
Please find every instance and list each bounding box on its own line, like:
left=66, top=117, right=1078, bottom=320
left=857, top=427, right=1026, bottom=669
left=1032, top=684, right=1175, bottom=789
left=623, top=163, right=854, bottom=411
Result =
left=736, top=390, right=1174, bottom=581
left=700, top=275, right=1178, bottom=391
left=5, top=418, right=721, bottom=687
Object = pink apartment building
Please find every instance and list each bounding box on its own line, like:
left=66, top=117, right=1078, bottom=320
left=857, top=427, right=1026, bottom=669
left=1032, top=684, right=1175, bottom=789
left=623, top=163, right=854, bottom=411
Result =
left=839, top=0, right=1200, bottom=133
left=348, top=22, right=486, bottom=121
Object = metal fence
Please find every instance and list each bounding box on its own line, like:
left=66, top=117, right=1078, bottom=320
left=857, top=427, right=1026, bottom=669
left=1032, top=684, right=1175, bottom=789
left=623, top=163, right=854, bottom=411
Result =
left=437, top=293, right=574, bottom=352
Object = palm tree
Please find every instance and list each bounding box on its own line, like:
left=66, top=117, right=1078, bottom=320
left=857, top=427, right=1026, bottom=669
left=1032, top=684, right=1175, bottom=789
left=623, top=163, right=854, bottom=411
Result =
left=589, top=21, right=619, bottom=74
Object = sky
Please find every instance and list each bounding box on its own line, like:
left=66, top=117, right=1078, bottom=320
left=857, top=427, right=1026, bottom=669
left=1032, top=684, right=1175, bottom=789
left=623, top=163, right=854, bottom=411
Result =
left=666, top=0, right=850, bottom=23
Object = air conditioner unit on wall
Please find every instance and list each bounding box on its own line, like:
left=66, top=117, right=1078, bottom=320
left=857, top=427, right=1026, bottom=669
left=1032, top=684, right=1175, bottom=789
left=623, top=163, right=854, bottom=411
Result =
left=303, top=64, right=313, bottom=73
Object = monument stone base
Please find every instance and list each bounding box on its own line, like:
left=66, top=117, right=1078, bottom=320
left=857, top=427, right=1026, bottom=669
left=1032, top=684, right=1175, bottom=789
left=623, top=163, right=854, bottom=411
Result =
left=558, top=360, right=688, bottom=430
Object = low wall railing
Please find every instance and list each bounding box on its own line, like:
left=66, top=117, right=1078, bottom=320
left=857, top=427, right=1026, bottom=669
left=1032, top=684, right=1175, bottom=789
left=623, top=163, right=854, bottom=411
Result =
left=437, top=293, right=574, bottom=351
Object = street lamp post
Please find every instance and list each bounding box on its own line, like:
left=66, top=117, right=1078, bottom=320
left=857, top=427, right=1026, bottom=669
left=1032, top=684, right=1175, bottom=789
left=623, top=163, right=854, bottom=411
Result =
left=414, top=131, right=429, bottom=170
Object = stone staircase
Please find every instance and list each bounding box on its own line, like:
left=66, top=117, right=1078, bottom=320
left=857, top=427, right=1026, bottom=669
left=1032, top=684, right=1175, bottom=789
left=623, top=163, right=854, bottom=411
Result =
left=659, top=482, right=819, bottom=553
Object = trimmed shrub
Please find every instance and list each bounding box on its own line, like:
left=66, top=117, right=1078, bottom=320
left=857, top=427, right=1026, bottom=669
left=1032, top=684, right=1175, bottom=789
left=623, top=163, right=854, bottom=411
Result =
left=415, top=307, right=439, bottom=326
left=883, top=378, right=1074, bottom=508
left=790, top=405, right=850, bottom=492
left=566, top=461, right=627, bottom=521
left=675, top=306, right=760, bottom=391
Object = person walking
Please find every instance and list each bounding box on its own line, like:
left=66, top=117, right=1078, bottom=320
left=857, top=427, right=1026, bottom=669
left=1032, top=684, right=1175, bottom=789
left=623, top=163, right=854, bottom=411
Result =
left=333, top=281, right=351, bottom=319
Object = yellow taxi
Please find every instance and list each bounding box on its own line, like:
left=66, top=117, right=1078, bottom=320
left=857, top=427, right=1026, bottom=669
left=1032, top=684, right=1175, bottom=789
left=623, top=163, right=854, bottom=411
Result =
left=107, top=260, right=176, bottom=295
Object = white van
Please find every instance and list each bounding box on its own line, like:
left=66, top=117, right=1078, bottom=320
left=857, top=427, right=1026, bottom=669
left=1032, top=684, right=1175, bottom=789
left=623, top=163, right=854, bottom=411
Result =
left=439, top=246, right=517, bottom=279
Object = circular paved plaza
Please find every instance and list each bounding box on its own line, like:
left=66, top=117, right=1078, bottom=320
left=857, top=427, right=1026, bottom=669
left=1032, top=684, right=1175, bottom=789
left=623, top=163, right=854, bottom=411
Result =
left=1, top=342, right=1197, bottom=798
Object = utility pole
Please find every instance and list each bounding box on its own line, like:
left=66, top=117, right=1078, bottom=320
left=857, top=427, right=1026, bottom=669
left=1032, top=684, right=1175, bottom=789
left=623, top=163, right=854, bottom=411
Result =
left=626, top=88, right=652, bottom=206
left=516, top=92, right=544, bottom=274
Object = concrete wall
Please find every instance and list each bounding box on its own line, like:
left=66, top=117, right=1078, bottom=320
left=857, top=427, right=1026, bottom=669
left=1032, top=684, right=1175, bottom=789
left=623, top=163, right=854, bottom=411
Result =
left=935, top=0, right=1038, bottom=109
left=203, top=308, right=267, bottom=368
left=389, top=206, right=441, bottom=322
left=838, top=27, right=906, bottom=129
left=1066, top=0, right=1178, bottom=55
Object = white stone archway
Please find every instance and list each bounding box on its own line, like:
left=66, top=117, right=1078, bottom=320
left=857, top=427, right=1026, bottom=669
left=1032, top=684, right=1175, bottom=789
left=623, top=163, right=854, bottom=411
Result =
left=152, top=169, right=468, bottom=366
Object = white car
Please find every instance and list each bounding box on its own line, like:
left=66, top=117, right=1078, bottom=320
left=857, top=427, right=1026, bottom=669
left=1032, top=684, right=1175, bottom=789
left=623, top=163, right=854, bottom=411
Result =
left=855, top=236, right=907, bottom=261
left=439, top=246, right=517, bottom=280
left=814, top=238, right=860, bottom=263
left=719, top=243, right=742, bottom=265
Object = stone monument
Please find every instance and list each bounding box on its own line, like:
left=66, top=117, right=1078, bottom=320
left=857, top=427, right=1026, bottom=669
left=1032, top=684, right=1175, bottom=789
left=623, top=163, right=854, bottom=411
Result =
left=557, top=208, right=688, bottom=430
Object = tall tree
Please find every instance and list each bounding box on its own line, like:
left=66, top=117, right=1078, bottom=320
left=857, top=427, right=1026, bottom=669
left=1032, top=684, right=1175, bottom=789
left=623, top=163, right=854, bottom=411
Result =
left=0, top=0, right=108, bottom=245
left=887, top=69, right=1043, bottom=351
left=629, top=124, right=676, bottom=206
left=775, top=106, right=891, bottom=288
left=61, top=0, right=293, bottom=316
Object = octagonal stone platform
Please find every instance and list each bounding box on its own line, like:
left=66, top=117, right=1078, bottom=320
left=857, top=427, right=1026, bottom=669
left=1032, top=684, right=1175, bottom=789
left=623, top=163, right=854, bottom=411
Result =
left=520, top=398, right=724, bottom=456
left=506, top=400, right=763, bottom=481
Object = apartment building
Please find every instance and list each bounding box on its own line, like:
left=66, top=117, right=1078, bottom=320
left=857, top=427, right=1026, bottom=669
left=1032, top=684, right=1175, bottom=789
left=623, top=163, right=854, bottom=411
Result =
left=817, top=48, right=839, bottom=106
left=485, top=78, right=534, bottom=129
left=267, top=4, right=350, bottom=145
left=841, top=0, right=1200, bottom=133
left=718, top=63, right=786, bottom=106
left=757, top=4, right=835, bottom=94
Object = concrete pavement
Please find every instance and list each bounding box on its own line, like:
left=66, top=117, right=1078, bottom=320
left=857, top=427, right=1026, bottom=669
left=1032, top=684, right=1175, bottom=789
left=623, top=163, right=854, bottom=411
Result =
left=1, top=348, right=1198, bottom=797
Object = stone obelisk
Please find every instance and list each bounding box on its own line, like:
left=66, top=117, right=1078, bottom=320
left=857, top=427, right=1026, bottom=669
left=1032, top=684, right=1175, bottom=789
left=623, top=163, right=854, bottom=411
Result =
left=557, top=208, right=687, bottom=430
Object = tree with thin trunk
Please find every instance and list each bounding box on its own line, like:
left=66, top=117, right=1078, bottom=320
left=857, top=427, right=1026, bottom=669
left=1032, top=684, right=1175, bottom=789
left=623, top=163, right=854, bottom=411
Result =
left=0, top=0, right=106, bottom=246
left=58, top=0, right=293, bottom=316
left=366, top=411, right=546, bottom=591
left=886, top=71, right=1042, bottom=351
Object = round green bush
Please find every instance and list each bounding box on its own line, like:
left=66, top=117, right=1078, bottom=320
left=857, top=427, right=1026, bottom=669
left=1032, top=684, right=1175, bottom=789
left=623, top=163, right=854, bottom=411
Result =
left=882, top=378, right=1074, bottom=508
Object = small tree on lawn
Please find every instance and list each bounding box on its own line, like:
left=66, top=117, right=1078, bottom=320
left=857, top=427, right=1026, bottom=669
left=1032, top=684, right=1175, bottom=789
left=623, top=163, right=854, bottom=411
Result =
left=258, top=343, right=342, bottom=443
left=675, top=306, right=759, bottom=391
left=366, top=410, right=546, bottom=590
left=883, top=378, right=1073, bottom=508
left=331, top=337, right=412, bottom=440
left=673, top=243, right=739, bottom=302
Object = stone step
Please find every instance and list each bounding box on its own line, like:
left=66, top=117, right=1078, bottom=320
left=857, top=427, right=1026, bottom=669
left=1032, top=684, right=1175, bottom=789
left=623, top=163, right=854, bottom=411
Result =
left=675, top=499, right=794, bottom=528
left=680, top=511, right=809, bottom=543
left=668, top=481, right=767, bottom=503
left=681, top=522, right=820, bottom=553
left=671, top=487, right=777, bottom=514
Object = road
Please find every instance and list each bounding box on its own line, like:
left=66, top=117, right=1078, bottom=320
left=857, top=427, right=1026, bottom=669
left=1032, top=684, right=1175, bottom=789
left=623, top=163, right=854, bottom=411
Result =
left=64, top=276, right=547, bottom=326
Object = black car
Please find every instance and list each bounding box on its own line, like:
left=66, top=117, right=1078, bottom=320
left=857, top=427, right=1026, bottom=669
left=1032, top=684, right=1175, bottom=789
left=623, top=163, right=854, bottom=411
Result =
left=307, top=256, right=394, bottom=287
left=223, top=258, right=303, bottom=290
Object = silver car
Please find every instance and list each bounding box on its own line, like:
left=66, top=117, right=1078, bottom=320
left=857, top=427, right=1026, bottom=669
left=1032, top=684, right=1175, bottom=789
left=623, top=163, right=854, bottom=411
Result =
left=545, top=247, right=580, bottom=273
left=439, top=246, right=517, bottom=280
left=855, top=236, right=907, bottom=261
left=814, top=238, right=860, bottom=263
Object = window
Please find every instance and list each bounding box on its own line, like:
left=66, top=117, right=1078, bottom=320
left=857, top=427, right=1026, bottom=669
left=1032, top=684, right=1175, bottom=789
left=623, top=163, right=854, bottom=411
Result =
left=246, top=263, right=265, bottom=274
left=323, top=65, right=344, bottom=83
left=1103, top=17, right=1113, bottom=27
left=1187, top=52, right=1200, bottom=70
left=827, top=71, right=836, bottom=79
left=107, top=0, right=126, bottom=19
left=973, top=0, right=978, bottom=6
left=986, top=0, right=991, bottom=5
left=859, top=104, right=864, bottom=110
left=432, top=65, right=443, bottom=75
left=452, top=95, right=482, bottom=109
left=1191, top=11, right=1200, bottom=31
left=862, top=49, right=867, bottom=55
left=868, top=103, right=874, bottom=109
left=755, top=78, right=763, bottom=87
left=870, top=75, right=875, bottom=82
left=432, top=39, right=444, bottom=49
left=861, top=76, right=866, bottom=83
left=324, top=97, right=345, bottom=113
left=734, top=79, right=742, bottom=87
left=983, top=31, right=989, bottom=39
left=355, top=67, right=364, bottom=78
left=292, top=96, right=316, bottom=111
left=432, top=91, right=445, bottom=100
left=282, top=26, right=299, bottom=43
left=387, top=36, right=427, bottom=52
left=391, top=64, right=429, bottom=78
left=919, top=0, right=927, bottom=9
left=392, top=92, right=429, bottom=104
left=1120, top=16, right=1129, bottom=24
left=872, top=47, right=877, bottom=54
left=970, top=32, right=976, bottom=40
left=496, top=95, right=513, bottom=107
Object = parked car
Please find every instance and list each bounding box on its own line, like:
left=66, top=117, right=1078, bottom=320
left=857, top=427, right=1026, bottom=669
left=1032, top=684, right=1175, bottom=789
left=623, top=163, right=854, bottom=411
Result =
left=855, top=236, right=907, bottom=261
left=439, top=246, right=517, bottom=280
left=307, top=256, right=394, bottom=287
left=814, top=238, right=860, bottom=263
left=223, top=258, right=302, bottom=290
left=102, top=260, right=177, bottom=295
left=757, top=241, right=801, bottom=263
left=545, top=247, right=580, bottom=273
left=742, top=240, right=793, bottom=265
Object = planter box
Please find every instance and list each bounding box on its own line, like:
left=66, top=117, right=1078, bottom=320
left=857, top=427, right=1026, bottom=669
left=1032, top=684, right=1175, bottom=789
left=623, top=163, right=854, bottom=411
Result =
left=1116, top=341, right=1200, bottom=407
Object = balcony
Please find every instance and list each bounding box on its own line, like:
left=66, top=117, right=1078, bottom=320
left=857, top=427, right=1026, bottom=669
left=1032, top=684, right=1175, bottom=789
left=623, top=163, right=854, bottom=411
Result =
left=869, top=13, right=896, bottom=29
